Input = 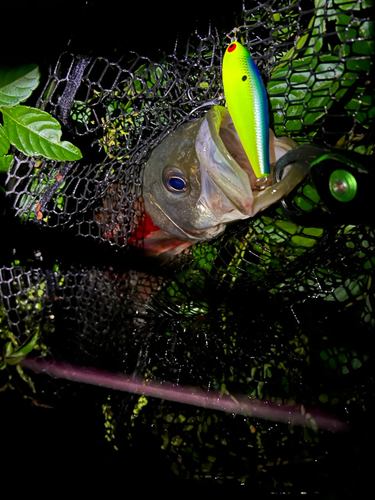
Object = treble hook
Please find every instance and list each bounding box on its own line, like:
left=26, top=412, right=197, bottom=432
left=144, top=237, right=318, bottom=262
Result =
left=225, top=27, right=240, bottom=44
left=188, top=94, right=224, bottom=117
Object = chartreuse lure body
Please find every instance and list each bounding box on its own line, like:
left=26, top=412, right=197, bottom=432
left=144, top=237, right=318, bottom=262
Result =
left=222, top=41, right=270, bottom=179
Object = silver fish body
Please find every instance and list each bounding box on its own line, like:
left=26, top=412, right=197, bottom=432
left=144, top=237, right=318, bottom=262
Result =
left=143, top=106, right=305, bottom=245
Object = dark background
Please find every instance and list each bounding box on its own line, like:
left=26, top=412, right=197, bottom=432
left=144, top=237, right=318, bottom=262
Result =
left=2, top=0, right=238, bottom=64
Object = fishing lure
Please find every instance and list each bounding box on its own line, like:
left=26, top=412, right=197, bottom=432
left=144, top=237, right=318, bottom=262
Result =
left=222, top=41, right=270, bottom=180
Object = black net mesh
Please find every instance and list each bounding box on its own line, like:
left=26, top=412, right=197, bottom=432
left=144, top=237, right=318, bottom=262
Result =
left=1, top=0, right=374, bottom=491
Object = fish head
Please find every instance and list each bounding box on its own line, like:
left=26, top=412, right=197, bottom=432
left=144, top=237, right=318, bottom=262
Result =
left=141, top=105, right=298, bottom=256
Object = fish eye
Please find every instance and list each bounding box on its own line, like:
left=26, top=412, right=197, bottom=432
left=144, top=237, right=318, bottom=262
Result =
left=169, top=176, right=187, bottom=191
left=162, top=166, right=189, bottom=194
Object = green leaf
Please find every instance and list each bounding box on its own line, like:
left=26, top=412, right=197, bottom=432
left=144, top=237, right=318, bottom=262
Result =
left=3, top=333, right=40, bottom=367
left=6, top=354, right=28, bottom=365
left=0, top=123, right=10, bottom=155
left=4, top=341, right=14, bottom=357
left=15, top=332, right=39, bottom=356
left=0, top=64, right=40, bottom=107
left=1, top=105, right=83, bottom=161
left=0, top=155, right=14, bottom=173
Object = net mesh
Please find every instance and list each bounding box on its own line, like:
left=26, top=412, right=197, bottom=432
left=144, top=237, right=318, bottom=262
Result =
left=1, top=0, right=374, bottom=490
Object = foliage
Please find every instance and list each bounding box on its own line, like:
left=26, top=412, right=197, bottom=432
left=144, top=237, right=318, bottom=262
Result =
left=0, top=64, right=82, bottom=177
left=0, top=302, right=48, bottom=392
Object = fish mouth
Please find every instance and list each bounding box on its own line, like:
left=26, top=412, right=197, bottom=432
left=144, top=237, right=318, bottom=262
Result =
left=196, top=105, right=301, bottom=223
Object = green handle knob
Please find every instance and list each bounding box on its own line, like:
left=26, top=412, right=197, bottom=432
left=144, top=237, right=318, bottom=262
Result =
left=329, top=169, right=358, bottom=202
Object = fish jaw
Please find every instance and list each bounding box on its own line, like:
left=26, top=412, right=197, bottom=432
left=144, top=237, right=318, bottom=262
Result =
left=139, top=225, right=195, bottom=258
left=196, top=106, right=255, bottom=218
left=200, top=106, right=304, bottom=218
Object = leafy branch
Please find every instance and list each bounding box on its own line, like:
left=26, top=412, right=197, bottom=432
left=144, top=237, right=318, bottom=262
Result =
left=0, top=64, right=82, bottom=179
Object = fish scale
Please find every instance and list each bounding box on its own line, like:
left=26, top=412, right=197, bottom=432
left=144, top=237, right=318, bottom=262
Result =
left=222, top=42, right=270, bottom=179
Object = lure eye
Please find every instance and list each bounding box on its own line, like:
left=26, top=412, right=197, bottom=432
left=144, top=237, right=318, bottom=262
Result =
left=228, top=43, right=236, bottom=53
left=163, top=166, right=189, bottom=194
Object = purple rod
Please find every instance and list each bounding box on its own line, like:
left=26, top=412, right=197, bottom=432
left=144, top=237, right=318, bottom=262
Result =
left=21, top=357, right=348, bottom=432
